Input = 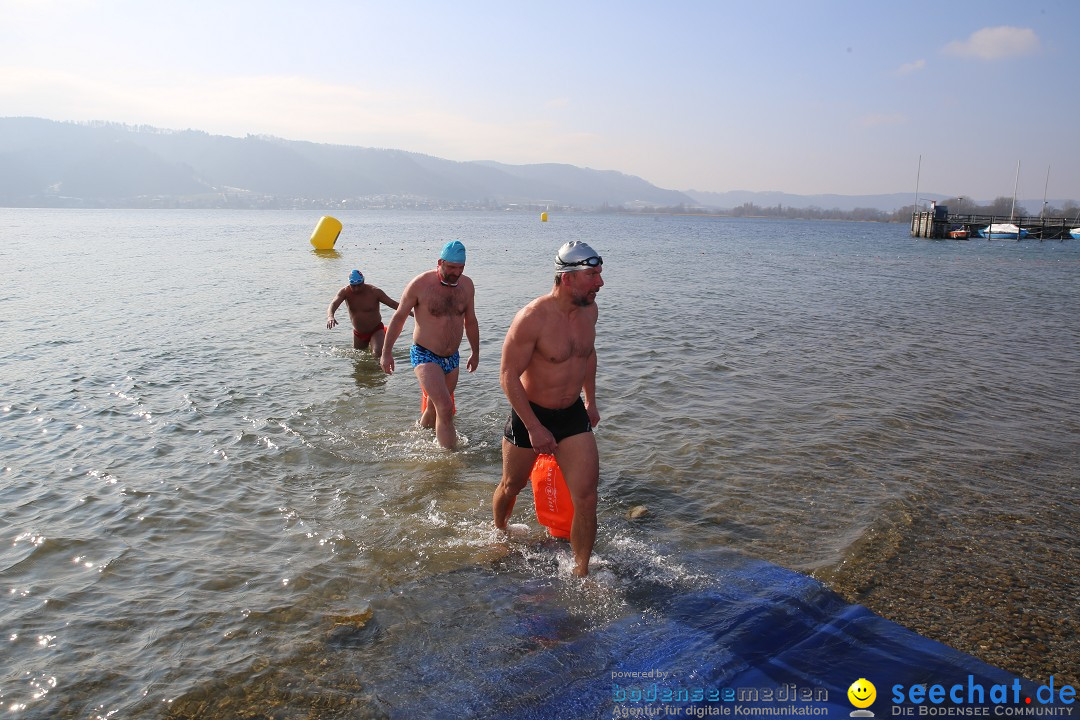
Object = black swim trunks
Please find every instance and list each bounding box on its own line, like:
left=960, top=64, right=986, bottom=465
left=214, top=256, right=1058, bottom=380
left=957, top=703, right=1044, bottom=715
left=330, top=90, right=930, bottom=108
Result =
left=503, top=397, right=592, bottom=448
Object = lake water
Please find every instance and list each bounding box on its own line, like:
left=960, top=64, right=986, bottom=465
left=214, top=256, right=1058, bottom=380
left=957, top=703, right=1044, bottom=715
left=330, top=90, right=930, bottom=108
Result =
left=1, top=209, right=1078, bottom=718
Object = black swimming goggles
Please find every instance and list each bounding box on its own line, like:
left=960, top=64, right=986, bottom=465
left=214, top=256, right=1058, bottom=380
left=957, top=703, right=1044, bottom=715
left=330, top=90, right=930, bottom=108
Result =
left=555, top=254, right=603, bottom=269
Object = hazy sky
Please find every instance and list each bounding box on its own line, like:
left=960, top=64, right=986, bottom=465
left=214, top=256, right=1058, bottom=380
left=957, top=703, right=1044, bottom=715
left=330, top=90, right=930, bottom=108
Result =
left=3, top=0, right=1078, bottom=201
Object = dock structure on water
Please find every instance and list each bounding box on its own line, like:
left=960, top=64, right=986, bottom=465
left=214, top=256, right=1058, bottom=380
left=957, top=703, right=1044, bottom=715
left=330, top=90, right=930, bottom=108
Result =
left=911, top=205, right=1076, bottom=240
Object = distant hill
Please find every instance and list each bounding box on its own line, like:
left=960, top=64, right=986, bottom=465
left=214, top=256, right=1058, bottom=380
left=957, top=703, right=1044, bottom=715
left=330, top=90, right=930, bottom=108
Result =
left=6, top=118, right=1070, bottom=212
left=0, top=117, right=694, bottom=209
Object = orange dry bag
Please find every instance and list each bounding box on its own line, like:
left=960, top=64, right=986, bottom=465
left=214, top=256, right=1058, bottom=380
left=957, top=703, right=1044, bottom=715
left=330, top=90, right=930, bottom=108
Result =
left=530, top=454, right=574, bottom=539
left=420, top=390, right=455, bottom=415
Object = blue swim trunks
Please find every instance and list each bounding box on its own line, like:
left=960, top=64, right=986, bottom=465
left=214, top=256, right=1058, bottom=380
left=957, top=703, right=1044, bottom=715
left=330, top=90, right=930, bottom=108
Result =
left=410, top=343, right=460, bottom=374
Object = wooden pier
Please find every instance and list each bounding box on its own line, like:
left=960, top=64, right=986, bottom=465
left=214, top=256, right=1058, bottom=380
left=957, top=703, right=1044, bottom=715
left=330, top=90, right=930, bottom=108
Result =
left=911, top=207, right=1076, bottom=240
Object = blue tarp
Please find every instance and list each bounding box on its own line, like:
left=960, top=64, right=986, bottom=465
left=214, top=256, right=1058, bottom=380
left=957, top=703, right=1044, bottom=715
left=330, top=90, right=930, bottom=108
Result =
left=355, top=546, right=1069, bottom=719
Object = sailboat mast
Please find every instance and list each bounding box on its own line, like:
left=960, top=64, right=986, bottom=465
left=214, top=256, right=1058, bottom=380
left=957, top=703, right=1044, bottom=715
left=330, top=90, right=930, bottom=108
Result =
left=914, top=154, right=922, bottom=211
left=1010, top=160, right=1020, bottom=220
left=1041, top=165, right=1050, bottom=218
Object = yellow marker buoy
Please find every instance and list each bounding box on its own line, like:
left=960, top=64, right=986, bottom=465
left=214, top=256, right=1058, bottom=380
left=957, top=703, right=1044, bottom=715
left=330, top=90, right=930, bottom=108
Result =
left=310, top=216, right=342, bottom=249
left=540, top=211, right=548, bottom=222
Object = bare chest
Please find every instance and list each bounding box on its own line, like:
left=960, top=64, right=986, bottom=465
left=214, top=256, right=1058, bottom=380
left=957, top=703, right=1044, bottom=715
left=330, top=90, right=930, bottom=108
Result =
left=424, top=288, right=468, bottom=318
left=538, top=318, right=595, bottom=363
left=345, top=290, right=379, bottom=312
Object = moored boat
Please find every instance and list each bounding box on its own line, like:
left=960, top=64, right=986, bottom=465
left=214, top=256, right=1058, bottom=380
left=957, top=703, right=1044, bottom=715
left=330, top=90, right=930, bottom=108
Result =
left=1071, top=228, right=1080, bottom=240
left=949, top=228, right=970, bottom=239
left=978, top=223, right=1029, bottom=239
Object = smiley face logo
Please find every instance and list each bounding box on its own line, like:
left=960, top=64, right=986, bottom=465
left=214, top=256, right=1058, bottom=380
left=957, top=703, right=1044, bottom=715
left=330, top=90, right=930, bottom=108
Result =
left=848, top=678, right=876, bottom=709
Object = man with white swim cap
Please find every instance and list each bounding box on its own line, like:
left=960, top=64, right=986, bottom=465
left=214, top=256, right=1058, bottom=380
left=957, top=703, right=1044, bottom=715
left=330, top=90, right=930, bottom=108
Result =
left=381, top=241, right=479, bottom=450
left=493, top=240, right=604, bottom=576
left=326, top=269, right=402, bottom=354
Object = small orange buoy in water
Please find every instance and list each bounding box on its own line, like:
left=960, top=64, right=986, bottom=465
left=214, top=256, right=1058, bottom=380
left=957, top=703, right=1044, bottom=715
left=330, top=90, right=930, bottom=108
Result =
left=540, top=211, right=548, bottom=222
left=530, top=454, right=573, bottom=539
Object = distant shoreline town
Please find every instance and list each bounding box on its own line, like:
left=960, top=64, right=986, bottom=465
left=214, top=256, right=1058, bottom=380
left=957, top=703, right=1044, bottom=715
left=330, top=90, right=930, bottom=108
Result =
left=6, top=195, right=1075, bottom=227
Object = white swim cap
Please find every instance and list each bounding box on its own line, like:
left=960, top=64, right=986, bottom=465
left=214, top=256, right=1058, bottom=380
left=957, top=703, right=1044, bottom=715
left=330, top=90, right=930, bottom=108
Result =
left=554, top=241, right=602, bottom=273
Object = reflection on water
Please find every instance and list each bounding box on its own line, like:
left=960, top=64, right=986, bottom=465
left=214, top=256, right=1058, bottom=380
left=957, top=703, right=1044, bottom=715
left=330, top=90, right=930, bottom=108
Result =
left=0, top=210, right=1078, bottom=718
left=350, top=354, right=387, bottom=391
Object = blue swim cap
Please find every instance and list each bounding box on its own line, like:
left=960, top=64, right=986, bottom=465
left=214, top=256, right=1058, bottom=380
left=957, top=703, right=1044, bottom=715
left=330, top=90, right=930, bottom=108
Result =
left=349, top=269, right=364, bottom=285
left=439, top=240, right=466, bottom=264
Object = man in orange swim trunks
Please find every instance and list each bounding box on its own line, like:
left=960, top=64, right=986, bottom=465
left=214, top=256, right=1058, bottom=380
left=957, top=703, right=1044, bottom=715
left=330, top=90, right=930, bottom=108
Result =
left=326, top=269, right=401, bottom=355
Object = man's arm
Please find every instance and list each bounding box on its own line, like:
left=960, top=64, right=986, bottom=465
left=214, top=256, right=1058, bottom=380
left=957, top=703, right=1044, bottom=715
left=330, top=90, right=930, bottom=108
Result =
left=326, top=288, right=348, bottom=329
left=583, top=347, right=600, bottom=427
left=380, top=281, right=418, bottom=374
left=500, top=309, right=555, bottom=454
left=374, top=287, right=400, bottom=311
left=463, top=281, right=480, bottom=373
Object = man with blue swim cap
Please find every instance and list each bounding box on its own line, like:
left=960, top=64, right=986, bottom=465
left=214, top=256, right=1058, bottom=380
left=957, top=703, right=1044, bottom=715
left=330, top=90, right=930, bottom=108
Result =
left=493, top=240, right=604, bottom=576
left=439, top=240, right=467, bottom=266
left=326, top=268, right=402, bottom=353
left=381, top=241, right=480, bottom=450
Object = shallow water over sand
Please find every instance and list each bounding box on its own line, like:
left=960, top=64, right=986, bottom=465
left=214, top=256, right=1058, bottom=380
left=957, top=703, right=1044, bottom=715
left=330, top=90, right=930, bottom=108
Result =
left=1, top=209, right=1077, bottom=717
